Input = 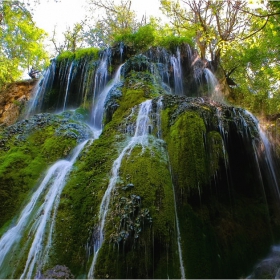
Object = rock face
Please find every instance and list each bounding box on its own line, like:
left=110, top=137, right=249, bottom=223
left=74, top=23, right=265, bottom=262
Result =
left=0, top=80, right=37, bottom=126
left=0, top=44, right=280, bottom=279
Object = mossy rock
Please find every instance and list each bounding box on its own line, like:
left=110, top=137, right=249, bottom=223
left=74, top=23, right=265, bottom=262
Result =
left=93, top=142, right=180, bottom=279
left=0, top=112, right=92, bottom=231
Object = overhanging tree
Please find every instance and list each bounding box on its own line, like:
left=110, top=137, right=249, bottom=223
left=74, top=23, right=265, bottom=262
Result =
left=0, top=1, right=48, bottom=89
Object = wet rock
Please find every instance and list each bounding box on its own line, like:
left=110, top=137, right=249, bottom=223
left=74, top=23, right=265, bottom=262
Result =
left=39, top=265, right=74, bottom=279
left=121, top=183, right=134, bottom=191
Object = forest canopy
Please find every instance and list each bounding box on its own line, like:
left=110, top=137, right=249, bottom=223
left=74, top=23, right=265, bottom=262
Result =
left=0, top=0, right=280, bottom=116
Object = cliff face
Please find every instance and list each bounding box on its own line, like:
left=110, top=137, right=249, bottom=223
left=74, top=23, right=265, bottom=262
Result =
left=0, top=80, right=37, bottom=126
left=0, top=44, right=280, bottom=279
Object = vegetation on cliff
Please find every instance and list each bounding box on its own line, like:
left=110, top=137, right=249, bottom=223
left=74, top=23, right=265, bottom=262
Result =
left=0, top=0, right=280, bottom=279
left=0, top=111, right=92, bottom=232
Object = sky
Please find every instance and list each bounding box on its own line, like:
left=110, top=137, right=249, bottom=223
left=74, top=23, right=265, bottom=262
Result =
left=31, top=0, right=262, bottom=36
left=32, top=0, right=164, bottom=49
left=29, top=0, right=262, bottom=56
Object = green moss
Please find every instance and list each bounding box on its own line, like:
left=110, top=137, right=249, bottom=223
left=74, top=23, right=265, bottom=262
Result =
left=162, top=109, right=208, bottom=194
left=207, top=131, right=226, bottom=176
left=93, top=141, right=180, bottom=278
left=57, top=47, right=100, bottom=63
left=49, top=93, right=137, bottom=274
left=56, top=51, right=75, bottom=62
left=74, top=47, right=99, bottom=60
left=0, top=115, right=90, bottom=231
left=51, top=86, right=179, bottom=277
left=49, top=127, right=120, bottom=275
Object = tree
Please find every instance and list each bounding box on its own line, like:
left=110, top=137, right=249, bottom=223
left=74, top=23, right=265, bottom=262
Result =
left=160, top=0, right=280, bottom=116
left=223, top=1, right=280, bottom=115
left=51, top=21, right=87, bottom=54
left=85, top=0, right=140, bottom=47
left=0, top=1, right=48, bottom=88
left=160, top=1, right=280, bottom=64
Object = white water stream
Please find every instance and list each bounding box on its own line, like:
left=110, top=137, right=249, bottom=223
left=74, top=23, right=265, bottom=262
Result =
left=0, top=59, right=124, bottom=278
left=0, top=140, right=88, bottom=279
left=170, top=48, right=184, bottom=96
left=26, top=60, right=56, bottom=117
left=62, top=61, right=75, bottom=111
left=91, top=65, right=123, bottom=134
left=204, top=68, right=224, bottom=102
left=88, top=99, right=153, bottom=278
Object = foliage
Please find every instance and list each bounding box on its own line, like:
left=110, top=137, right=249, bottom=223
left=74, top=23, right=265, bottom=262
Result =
left=114, top=20, right=194, bottom=51
left=222, top=1, right=280, bottom=115
left=85, top=0, right=140, bottom=47
left=0, top=1, right=49, bottom=89
left=51, top=21, right=88, bottom=54
left=159, top=0, right=280, bottom=116
left=56, top=47, right=99, bottom=62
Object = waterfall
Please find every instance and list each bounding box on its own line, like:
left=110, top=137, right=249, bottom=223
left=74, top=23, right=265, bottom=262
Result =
left=204, top=68, right=223, bottom=102
left=26, top=60, right=56, bottom=117
left=248, top=245, right=280, bottom=279
left=62, top=61, right=75, bottom=111
left=91, top=64, right=123, bottom=135
left=259, top=129, right=280, bottom=199
left=26, top=49, right=112, bottom=116
left=170, top=48, right=184, bottom=95
left=119, top=42, right=124, bottom=62
left=243, top=110, right=280, bottom=199
left=88, top=99, right=153, bottom=278
left=0, top=140, right=88, bottom=279
left=92, top=49, right=111, bottom=104
left=0, top=52, right=124, bottom=278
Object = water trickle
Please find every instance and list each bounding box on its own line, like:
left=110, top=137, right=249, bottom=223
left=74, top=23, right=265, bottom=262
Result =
left=0, top=140, right=88, bottom=279
left=186, top=44, right=193, bottom=64
left=259, top=129, right=280, bottom=199
left=204, top=68, right=223, bottom=102
left=245, top=110, right=280, bottom=200
left=91, top=64, right=123, bottom=136
left=92, top=49, right=111, bottom=104
left=170, top=48, right=184, bottom=95
left=156, top=97, right=186, bottom=279
left=119, top=42, right=124, bottom=61
left=87, top=100, right=153, bottom=278
left=62, top=61, right=75, bottom=111
left=26, top=60, right=56, bottom=117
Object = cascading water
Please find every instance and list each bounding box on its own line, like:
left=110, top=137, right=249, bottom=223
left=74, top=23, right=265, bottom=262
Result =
left=62, top=61, right=75, bottom=111
left=0, top=47, right=124, bottom=278
left=119, top=42, right=124, bottom=62
left=87, top=99, right=153, bottom=278
left=91, top=65, right=123, bottom=135
left=27, top=48, right=112, bottom=116
left=0, top=140, right=88, bottom=279
left=248, top=245, right=280, bottom=279
left=92, top=48, right=111, bottom=104
left=243, top=110, right=280, bottom=199
left=26, top=60, right=56, bottom=117
left=3, top=43, right=280, bottom=279
left=259, top=129, right=280, bottom=199
left=170, top=48, right=184, bottom=95
left=204, top=68, right=224, bottom=102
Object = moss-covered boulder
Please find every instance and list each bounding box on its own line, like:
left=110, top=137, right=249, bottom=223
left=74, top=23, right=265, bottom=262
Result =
left=0, top=110, right=92, bottom=231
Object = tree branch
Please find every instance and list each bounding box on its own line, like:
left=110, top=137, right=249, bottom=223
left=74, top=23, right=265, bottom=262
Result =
left=240, top=15, right=270, bottom=41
